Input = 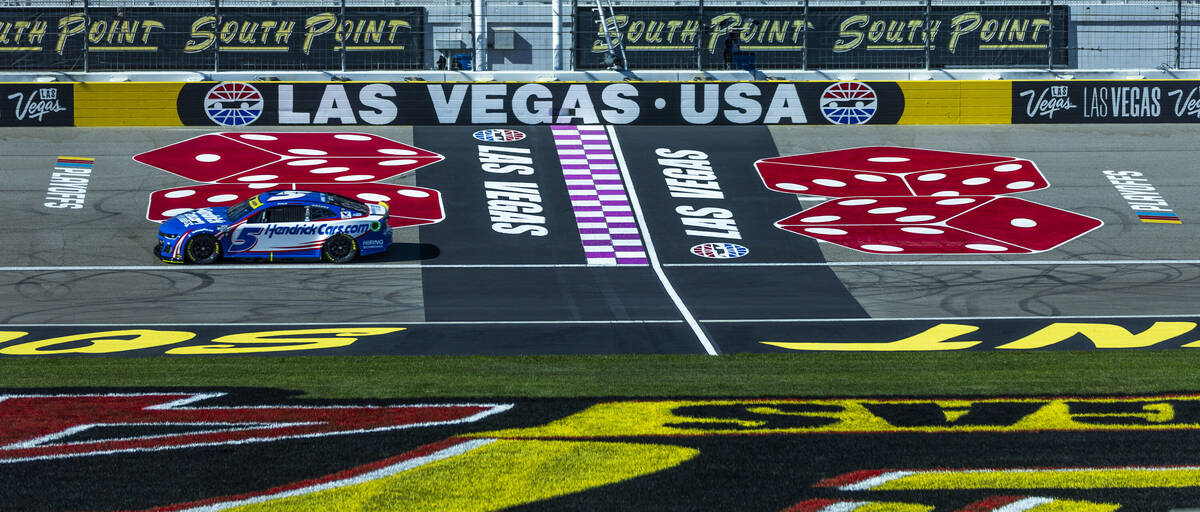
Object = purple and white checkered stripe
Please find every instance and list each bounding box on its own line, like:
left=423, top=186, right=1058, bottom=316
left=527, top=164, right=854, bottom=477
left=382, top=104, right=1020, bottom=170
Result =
left=551, top=125, right=648, bottom=265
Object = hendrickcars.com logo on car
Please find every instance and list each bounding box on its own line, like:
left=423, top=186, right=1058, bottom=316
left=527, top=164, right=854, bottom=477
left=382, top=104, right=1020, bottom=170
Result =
left=261, top=222, right=371, bottom=237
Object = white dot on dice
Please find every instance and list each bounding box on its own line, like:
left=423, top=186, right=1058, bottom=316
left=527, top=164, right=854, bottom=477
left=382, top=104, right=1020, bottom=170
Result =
left=237, top=174, right=278, bottom=182
left=854, top=174, right=887, bottom=182
left=862, top=244, right=905, bottom=252
left=804, top=228, right=848, bottom=235
left=813, top=179, right=847, bottom=187
left=287, top=159, right=327, bottom=166
left=1011, top=218, right=1037, bottom=228
left=288, top=148, right=328, bottom=156
left=379, top=159, right=418, bottom=167
left=966, top=244, right=1009, bottom=252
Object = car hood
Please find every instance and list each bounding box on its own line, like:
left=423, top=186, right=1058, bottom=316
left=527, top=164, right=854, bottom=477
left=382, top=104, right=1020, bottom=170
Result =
left=159, top=207, right=230, bottom=236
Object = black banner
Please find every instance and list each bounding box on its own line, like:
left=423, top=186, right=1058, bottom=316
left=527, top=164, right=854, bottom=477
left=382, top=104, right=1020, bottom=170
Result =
left=1012, top=80, right=1200, bottom=123
left=176, top=80, right=905, bottom=126
left=0, top=8, right=424, bottom=71
left=0, top=83, right=73, bottom=126
left=577, top=6, right=1069, bottom=70
left=6, top=387, right=1200, bottom=511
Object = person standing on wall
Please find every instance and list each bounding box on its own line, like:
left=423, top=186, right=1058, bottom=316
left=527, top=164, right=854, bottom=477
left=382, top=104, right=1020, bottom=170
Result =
left=724, top=27, right=742, bottom=69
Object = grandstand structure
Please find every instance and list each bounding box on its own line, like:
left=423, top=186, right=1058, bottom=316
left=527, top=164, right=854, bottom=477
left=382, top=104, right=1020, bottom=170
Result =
left=0, top=0, right=1198, bottom=81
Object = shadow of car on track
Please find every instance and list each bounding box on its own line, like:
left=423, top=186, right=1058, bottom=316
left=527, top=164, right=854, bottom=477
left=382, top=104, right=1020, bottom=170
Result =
left=377, top=242, right=441, bottom=262
left=158, top=243, right=441, bottom=265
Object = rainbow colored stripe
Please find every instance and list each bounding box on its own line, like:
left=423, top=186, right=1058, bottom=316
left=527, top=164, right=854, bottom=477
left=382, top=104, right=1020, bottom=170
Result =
left=56, top=156, right=94, bottom=168
left=1136, top=210, right=1182, bottom=224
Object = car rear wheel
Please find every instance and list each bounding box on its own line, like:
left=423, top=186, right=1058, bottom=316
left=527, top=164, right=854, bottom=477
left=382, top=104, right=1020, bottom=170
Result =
left=185, top=234, right=221, bottom=264
left=322, top=234, right=357, bottom=263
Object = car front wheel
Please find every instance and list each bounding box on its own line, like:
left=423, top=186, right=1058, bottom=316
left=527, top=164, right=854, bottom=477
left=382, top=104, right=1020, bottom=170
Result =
left=185, top=234, right=221, bottom=264
left=322, top=234, right=357, bottom=263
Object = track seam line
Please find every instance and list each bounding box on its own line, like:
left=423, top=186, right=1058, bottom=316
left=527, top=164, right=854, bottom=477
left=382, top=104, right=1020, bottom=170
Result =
left=5, top=313, right=1200, bottom=327
left=606, top=124, right=720, bottom=356
left=0, top=320, right=687, bottom=326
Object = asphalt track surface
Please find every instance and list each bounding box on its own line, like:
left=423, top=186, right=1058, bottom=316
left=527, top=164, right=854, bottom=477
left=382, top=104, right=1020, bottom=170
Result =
left=2, top=124, right=1200, bottom=355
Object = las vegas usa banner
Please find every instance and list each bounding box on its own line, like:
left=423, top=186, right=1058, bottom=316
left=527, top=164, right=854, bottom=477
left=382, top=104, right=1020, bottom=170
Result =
left=179, top=81, right=906, bottom=126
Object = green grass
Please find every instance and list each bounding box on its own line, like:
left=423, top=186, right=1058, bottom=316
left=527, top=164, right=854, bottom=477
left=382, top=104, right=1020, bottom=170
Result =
left=2, top=351, right=1199, bottom=398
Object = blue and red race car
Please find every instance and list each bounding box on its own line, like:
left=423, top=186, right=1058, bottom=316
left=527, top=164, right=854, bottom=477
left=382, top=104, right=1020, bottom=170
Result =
left=155, top=190, right=392, bottom=264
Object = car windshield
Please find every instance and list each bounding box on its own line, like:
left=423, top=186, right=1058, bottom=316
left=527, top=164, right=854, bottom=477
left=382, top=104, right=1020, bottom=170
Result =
left=324, top=193, right=368, bottom=214
left=225, top=196, right=258, bottom=221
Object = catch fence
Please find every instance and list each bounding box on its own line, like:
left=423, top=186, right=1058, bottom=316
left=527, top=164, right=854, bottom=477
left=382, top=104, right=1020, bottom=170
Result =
left=0, top=0, right=1196, bottom=72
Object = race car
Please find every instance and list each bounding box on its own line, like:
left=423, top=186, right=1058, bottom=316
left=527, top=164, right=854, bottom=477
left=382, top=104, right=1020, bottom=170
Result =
left=154, top=190, right=392, bottom=264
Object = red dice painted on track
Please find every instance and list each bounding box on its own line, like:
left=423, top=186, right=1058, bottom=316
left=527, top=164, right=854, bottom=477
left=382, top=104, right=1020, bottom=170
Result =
left=776, top=195, right=1102, bottom=254
left=755, top=146, right=1048, bottom=198
left=134, top=132, right=443, bottom=183
left=147, top=183, right=445, bottom=228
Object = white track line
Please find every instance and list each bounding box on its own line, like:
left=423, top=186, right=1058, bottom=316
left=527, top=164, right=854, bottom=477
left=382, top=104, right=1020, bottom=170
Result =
left=666, top=259, right=1200, bottom=267
left=704, top=313, right=1200, bottom=323
left=0, top=264, right=604, bottom=271
left=607, top=124, right=719, bottom=356
left=0, top=260, right=1196, bottom=272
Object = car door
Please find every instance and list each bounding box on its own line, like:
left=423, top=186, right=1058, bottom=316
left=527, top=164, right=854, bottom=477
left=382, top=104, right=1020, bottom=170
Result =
left=229, top=205, right=307, bottom=254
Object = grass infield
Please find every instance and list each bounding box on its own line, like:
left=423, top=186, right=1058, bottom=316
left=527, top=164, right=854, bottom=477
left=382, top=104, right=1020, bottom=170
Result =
left=2, top=350, right=1199, bottom=398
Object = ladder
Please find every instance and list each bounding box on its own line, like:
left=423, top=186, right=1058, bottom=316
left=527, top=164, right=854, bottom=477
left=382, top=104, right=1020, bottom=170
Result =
left=595, top=0, right=627, bottom=69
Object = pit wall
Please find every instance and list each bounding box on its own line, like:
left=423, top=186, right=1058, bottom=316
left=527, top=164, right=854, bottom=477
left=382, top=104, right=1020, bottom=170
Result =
left=1, top=79, right=1190, bottom=127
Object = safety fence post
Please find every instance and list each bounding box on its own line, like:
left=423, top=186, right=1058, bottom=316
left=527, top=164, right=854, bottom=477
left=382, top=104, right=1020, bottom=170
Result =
left=1177, top=0, right=1184, bottom=69
left=801, top=0, right=809, bottom=71
left=697, top=0, right=704, bottom=70
left=923, top=0, right=931, bottom=70
left=82, top=0, right=89, bottom=72
left=339, top=0, right=347, bottom=72
left=1047, top=0, right=1055, bottom=69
